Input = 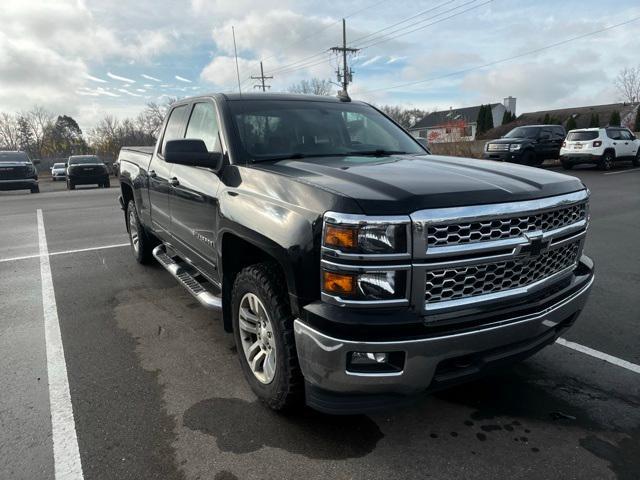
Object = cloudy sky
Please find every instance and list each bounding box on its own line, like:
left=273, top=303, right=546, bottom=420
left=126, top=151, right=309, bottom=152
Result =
left=1, top=0, right=639, bottom=131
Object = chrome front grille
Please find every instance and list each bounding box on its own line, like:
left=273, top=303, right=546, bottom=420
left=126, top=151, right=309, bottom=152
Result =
left=487, top=143, right=509, bottom=152
left=410, top=190, right=590, bottom=314
left=424, top=240, right=580, bottom=303
left=427, top=202, right=587, bottom=247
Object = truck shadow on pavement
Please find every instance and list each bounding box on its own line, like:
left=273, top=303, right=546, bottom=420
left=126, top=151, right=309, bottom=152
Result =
left=183, top=397, right=384, bottom=459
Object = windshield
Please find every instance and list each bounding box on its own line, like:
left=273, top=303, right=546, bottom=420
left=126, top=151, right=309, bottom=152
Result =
left=0, top=151, right=30, bottom=163
left=566, top=131, right=599, bottom=141
left=53, top=163, right=66, bottom=168
left=504, top=127, right=540, bottom=139
left=228, top=100, right=425, bottom=162
left=68, top=156, right=101, bottom=165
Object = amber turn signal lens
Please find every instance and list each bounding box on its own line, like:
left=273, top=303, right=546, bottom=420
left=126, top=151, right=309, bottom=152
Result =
left=323, top=271, right=355, bottom=295
left=324, top=225, right=357, bottom=250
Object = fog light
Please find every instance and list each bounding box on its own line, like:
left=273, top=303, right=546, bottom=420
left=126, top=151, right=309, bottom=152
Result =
left=347, top=351, right=405, bottom=374
left=351, top=351, right=389, bottom=364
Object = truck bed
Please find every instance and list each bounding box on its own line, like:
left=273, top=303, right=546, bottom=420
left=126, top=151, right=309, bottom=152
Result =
left=118, top=146, right=154, bottom=169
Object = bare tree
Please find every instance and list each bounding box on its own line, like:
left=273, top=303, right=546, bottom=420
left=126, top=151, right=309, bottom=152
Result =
left=287, top=78, right=334, bottom=96
left=377, top=105, right=428, bottom=129
left=0, top=113, right=20, bottom=150
left=22, top=106, right=54, bottom=158
left=615, top=66, right=640, bottom=104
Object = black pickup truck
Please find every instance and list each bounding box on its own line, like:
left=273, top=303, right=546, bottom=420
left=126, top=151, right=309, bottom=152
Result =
left=0, top=151, right=39, bottom=193
left=118, top=94, right=594, bottom=414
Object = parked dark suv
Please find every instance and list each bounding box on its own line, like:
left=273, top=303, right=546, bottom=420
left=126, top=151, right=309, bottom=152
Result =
left=0, top=151, right=39, bottom=193
left=66, top=155, right=110, bottom=190
left=483, top=125, right=565, bottom=166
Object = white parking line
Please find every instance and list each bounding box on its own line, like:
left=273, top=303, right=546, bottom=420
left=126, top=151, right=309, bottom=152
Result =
left=557, top=337, right=640, bottom=374
left=0, top=243, right=129, bottom=264
left=603, top=167, right=640, bottom=175
left=37, top=209, right=85, bottom=480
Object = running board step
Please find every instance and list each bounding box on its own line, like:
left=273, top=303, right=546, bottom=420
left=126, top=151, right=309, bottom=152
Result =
left=152, top=245, right=222, bottom=311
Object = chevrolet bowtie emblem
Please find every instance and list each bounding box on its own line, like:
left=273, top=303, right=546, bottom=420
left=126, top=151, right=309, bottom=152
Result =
left=524, top=232, right=550, bottom=257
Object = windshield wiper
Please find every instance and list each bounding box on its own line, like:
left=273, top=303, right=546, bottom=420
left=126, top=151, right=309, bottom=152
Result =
left=346, top=149, right=408, bottom=156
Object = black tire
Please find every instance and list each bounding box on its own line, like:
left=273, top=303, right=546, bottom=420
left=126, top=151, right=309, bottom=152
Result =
left=633, top=151, right=640, bottom=167
left=31, top=185, right=40, bottom=194
left=231, top=262, right=304, bottom=411
left=520, top=150, right=536, bottom=166
left=67, top=180, right=75, bottom=190
left=599, top=151, right=614, bottom=171
left=105, top=180, right=111, bottom=188
left=561, top=160, right=573, bottom=170
left=126, top=199, right=155, bottom=264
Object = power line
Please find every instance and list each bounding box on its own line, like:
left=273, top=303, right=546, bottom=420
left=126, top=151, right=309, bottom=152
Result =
left=357, top=0, right=491, bottom=51
left=349, top=0, right=459, bottom=46
left=359, top=15, right=640, bottom=94
left=260, top=0, right=390, bottom=64
left=269, top=57, right=334, bottom=76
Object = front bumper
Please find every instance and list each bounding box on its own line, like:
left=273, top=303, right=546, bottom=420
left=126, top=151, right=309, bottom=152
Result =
left=482, top=150, right=523, bottom=162
left=0, top=178, right=38, bottom=191
left=295, top=260, right=594, bottom=413
left=68, top=174, right=109, bottom=185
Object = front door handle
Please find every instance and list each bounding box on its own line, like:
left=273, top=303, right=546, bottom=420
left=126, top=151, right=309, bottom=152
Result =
left=149, top=170, right=157, bottom=178
left=170, top=177, right=180, bottom=187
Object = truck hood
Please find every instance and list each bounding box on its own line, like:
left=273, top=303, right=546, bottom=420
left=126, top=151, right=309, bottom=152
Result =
left=254, top=154, right=584, bottom=215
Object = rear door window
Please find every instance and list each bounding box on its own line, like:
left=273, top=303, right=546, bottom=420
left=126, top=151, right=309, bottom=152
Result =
left=606, top=129, right=622, bottom=140
left=160, top=105, right=189, bottom=155
left=619, top=130, right=633, bottom=141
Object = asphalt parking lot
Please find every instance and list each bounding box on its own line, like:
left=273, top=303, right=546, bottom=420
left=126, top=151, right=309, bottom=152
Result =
left=1, top=165, right=639, bottom=480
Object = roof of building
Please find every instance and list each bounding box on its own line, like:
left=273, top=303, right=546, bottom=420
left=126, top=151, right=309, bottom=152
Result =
left=411, top=103, right=501, bottom=129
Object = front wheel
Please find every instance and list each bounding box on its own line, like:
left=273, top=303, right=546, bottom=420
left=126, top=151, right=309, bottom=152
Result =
left=520, top=150, right=537, bottom=166
left=232, top=263, right=304, bottom=411
left=126, top=199, right=154, bottom=264
left=633, top=151, right=640, bottom=167
left=104, top=180, right=111, bottom=188
left=67, top=180, right=75, bottom=190
left=561, top=160, right=573, bottom=170
left=31, top=185, right=40, bottom=194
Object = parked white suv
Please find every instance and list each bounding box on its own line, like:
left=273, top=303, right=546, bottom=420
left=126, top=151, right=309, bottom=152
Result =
left=560, top=127, right=640, bottom=170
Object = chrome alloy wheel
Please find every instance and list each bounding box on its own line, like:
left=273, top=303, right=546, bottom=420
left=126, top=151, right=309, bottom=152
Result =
left=128, top=208, right=140, bottom=255
left=238, top=292, right=277, bottom=384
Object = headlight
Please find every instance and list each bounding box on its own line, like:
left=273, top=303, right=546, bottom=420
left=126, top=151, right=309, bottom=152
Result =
left=509, top=144, right=521, bottom=151
left=321, top=268, right=407, bottom=302
left=321, top=212, right=411, bottom=306
left=322, top=214, right=409, bottom=255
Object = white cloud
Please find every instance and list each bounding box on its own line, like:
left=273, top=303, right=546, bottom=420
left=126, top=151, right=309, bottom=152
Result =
left=141, top=74, right=162, bottom=82
left=108, top=72, right=136, bottom=83
left=361, top=55, right=382, bottom=67
left=175, top=75, right=192, bottom=83
left=85, top=74, right=108, bottom=83
left=200, top=56, right=260, bottom=89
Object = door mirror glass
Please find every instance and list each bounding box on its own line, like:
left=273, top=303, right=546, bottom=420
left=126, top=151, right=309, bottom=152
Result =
left=164, top=139, right=223, bottom=170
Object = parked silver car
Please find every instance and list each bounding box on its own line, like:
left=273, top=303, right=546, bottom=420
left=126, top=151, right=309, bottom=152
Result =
left=51, top=162, right=67, bottom=181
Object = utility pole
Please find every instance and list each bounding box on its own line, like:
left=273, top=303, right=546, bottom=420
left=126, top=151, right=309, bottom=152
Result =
left=251, top=61, right=273, bottom=92
left=331, top=18, right=359, bottom=99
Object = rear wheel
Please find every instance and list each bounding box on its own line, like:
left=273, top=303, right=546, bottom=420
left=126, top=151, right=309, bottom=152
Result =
left=126, top=199, right=155, bottom=264
left=31, top=185, right=40, bottom=194
left=633, top=151, right=640, bottom=167
left=105, top=179, right=111, bottom=188
left=599, top=151, right=614, bottom=170
left=232, top=263, right=304, bottom=411
left=561, top=160, right=573, bottom=170
left=67, top=180, right=75, bottom=190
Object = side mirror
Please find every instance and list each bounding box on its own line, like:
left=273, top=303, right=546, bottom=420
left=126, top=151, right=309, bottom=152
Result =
left=164, top=139, right=223, bottom=170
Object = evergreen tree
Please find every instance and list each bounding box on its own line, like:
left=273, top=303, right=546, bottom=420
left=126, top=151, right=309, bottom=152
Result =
left=609, top=111, right=621, bottom=127
left=543, top=113, right=551, bottom=125
left=502, top=110, right=511, bottom=125
left=589, top=113, right=599, bottom=128
left=635, top=110, right=640, bottom=132
left=566, top=116, right=577, bottom=131
left=484, top=105, right=494, bottom=131
left=594, top=113, right=600, bottom=127
left=476, top=105, right=486, bottom=133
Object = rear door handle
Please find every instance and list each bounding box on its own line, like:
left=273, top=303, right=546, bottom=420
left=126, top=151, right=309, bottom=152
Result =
left=170, top=177, right=180, bottom=187
left=149, top=170, right=157, bottom=178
